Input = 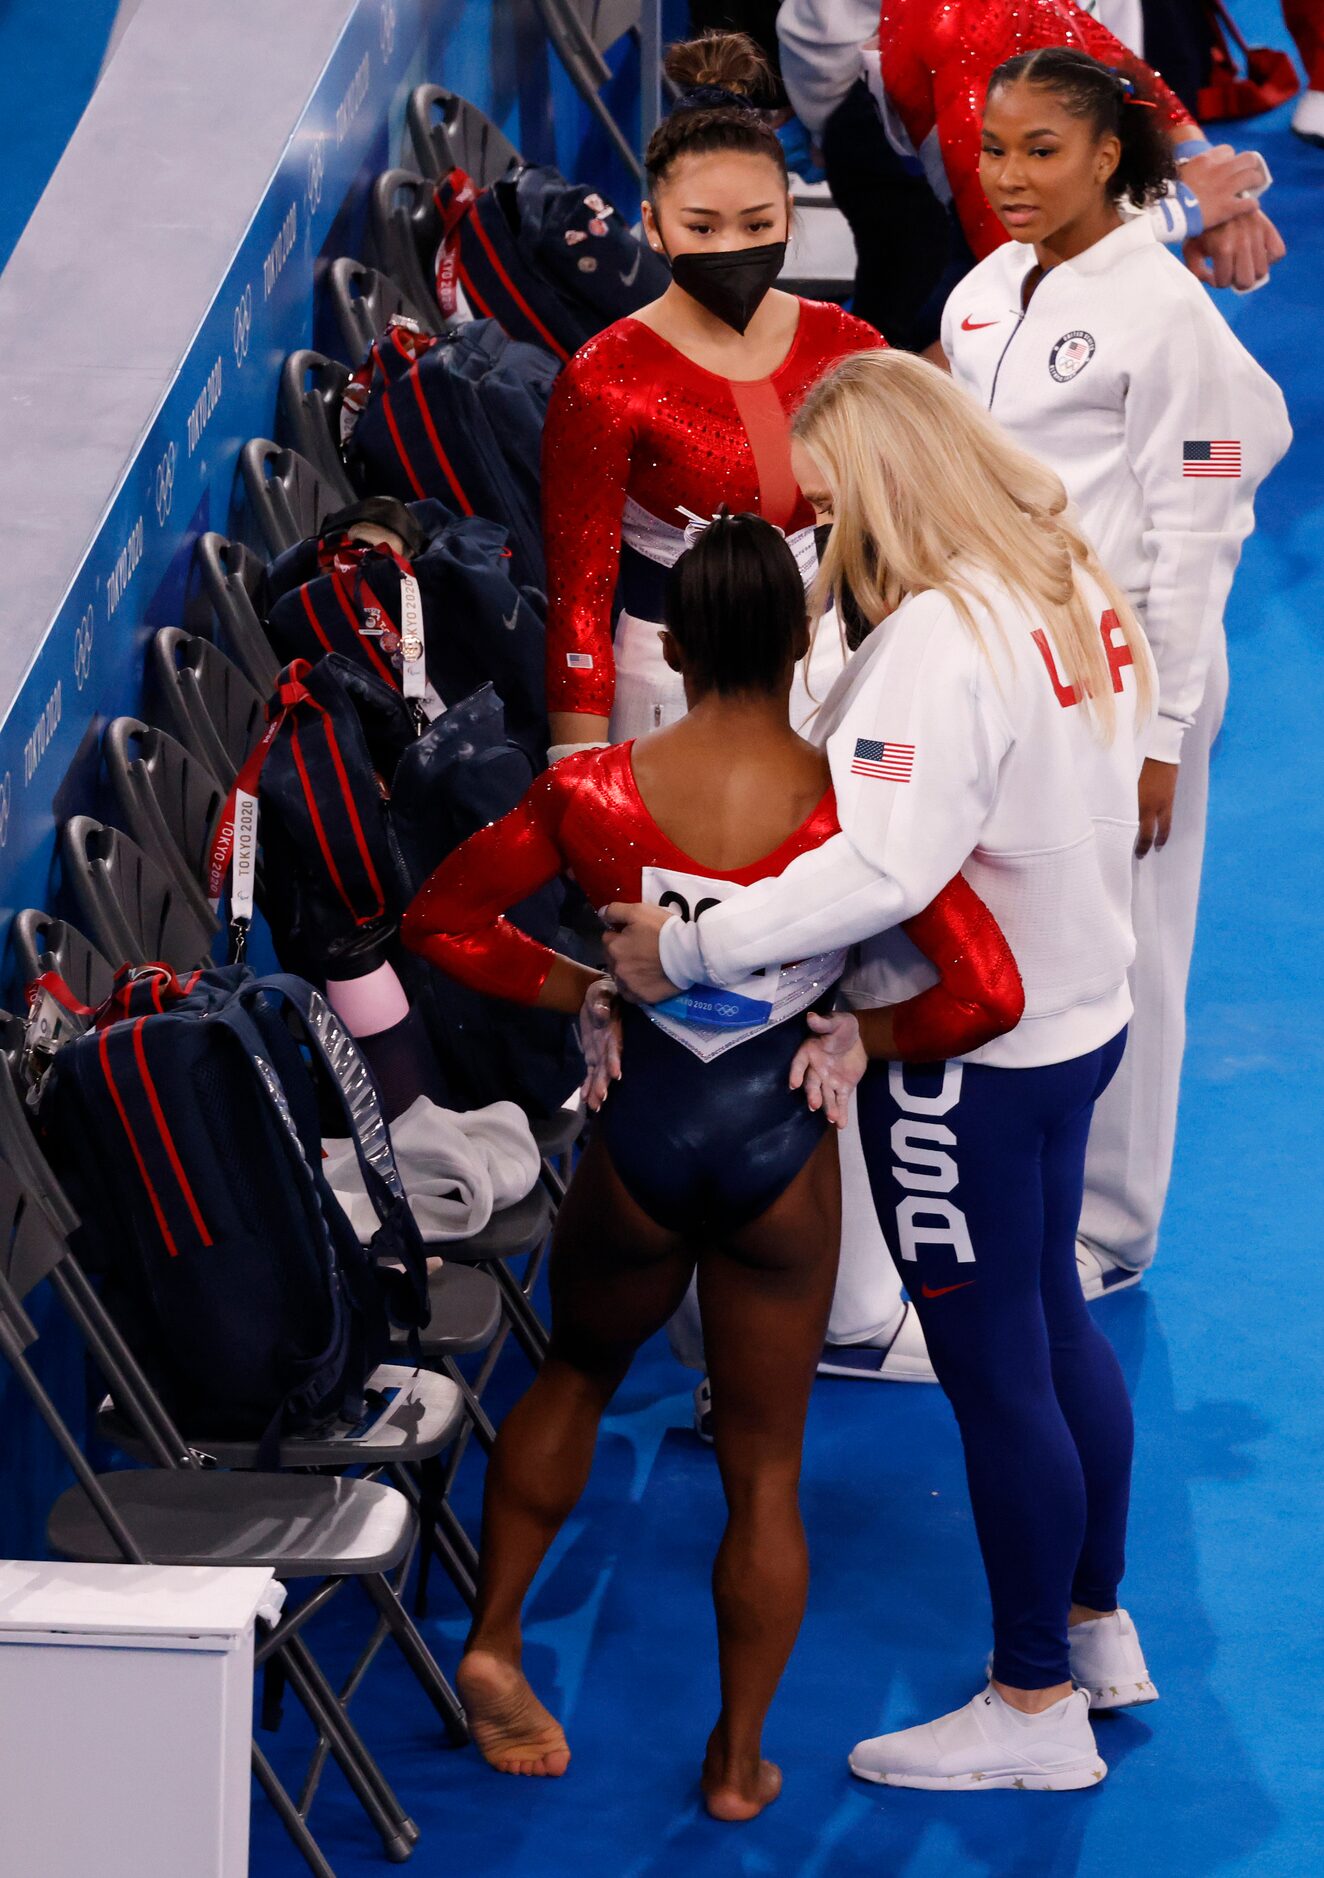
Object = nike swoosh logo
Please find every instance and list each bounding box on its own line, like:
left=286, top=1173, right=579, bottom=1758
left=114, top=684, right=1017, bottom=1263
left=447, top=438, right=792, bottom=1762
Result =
left=921, top=1281, right=975, bottom=1299
left=618, top=247, right=642, bottom=289
left=961, top=316, right=999, bottom=331
left=501, top=606, right=519, bottom=632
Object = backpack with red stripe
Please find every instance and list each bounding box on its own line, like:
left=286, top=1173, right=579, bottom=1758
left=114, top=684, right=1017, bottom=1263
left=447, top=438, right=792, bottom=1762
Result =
left=36, top=963, right=429, bottom=1449
left=263, top=499, right=548, bottom=764
left=432, top=164, right=669, bottom=360
left=343, top=317, right=553, bottom=590
left=225, top=655, right=414, bottom=984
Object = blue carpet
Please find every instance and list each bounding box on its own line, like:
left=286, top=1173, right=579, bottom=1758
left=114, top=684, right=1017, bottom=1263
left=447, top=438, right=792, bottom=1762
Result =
left=245, top=18, right=1321, bottom=1878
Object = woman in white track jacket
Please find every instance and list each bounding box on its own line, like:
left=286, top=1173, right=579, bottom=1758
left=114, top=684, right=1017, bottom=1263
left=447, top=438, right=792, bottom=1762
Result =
left=943, top=45, right=1291, bottom=1292
left=604, top=348, right=1165, bottom=1791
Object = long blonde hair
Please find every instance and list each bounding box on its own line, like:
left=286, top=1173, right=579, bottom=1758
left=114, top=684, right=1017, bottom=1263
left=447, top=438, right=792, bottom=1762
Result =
left=794, top=348, right=1152, bottom=735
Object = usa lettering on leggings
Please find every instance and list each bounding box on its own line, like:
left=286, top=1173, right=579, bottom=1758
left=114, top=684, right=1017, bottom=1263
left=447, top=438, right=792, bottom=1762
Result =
left=888, top=1061, right=975, bottom=1264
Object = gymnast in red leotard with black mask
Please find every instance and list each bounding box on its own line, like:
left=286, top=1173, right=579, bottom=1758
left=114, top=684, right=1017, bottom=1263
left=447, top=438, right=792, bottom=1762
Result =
left=402, top=513, right=1023, bottom=1821
left=544, top=29, right=880, bottom=763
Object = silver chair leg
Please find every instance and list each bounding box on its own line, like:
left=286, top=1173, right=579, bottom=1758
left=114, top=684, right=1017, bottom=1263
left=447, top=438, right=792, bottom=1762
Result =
left=362, top=1572, right=470, bottom=1745
left=280, top=1635, right=416, bottom=1862
left=252, top=1742, right=338, bottom=1878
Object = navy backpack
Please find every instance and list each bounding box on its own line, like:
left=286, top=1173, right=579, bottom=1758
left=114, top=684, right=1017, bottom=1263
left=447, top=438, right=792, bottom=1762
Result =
left=37, top=963, right=429, bottom=1450
left=431, top=164, right=669, bottom=359
left=343, top=318, right=554, bottom=590
left=264, top=500, right=547, bottom=763
left=215, top=657, right=580, bottom=1119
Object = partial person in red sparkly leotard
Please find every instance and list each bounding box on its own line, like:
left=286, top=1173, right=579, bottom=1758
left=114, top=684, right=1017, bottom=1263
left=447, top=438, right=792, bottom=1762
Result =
left=869, top=0, right=1286, bottom=292
left=403, top=514, right=1022, bottom=1818
left=544, top=30, right=879, bottom=761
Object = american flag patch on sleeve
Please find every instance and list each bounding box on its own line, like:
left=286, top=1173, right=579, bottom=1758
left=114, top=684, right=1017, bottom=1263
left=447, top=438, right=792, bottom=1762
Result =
left=565, top=652, right=594, bottom=669
left=850, top=738, right=914, bottom=782
left=1182, top=440, right=1241, bottom=477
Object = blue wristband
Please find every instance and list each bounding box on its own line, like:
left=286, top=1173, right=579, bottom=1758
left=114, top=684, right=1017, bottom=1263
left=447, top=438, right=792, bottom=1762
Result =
left=1174, top=136, right=1214, bottom=161
left=1175, top=179, right=1205, bottom=237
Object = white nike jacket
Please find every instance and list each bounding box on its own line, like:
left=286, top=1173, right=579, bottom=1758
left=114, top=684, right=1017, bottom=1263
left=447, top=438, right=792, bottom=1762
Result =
left=659, top=567, right=1154, bottom=1069
left=943, top=218, right=1291, bottom=763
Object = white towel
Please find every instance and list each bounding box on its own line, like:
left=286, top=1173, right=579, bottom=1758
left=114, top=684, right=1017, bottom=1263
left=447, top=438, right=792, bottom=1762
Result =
left=325, top=1095, right=541, bottom=1244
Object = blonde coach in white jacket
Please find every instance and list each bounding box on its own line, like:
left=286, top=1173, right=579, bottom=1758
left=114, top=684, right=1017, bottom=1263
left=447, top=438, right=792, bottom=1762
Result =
left=942, top=46, right=1290, bottom=1292
left=604, top=350, right=1164, bottom=1791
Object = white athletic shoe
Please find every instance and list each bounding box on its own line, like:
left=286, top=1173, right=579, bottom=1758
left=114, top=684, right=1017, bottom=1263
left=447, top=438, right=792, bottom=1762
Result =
left=692, top=1377, right=714, bottom=1445
left=850, top=1685, right=1107, bottom=1792
left=1077, top=1237, right=1144, bottom=1301
left=1292, top=88, right=1324, bottom=148
left=817, top=1302, right=938, bottom=1383
left=1068, top=1609, right=1159, bottom=1711
left=983, top=1609, right=1158, bottom=1711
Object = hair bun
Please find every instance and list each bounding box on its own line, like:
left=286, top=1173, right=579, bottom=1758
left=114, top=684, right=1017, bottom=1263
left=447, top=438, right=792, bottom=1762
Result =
left=663, top=30, right=774, bottom=103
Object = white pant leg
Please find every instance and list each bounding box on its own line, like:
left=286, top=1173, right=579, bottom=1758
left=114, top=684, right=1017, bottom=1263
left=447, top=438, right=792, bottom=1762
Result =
left=609, top=612, right=687, bottom=742
left=1079, top=632, right=1229, bottom=1270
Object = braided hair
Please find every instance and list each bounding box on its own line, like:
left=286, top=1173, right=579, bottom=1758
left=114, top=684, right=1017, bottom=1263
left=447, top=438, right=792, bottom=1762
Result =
left=988, top=46, right=1176, bottom=209
left=644, top=32, right=788, bottom=198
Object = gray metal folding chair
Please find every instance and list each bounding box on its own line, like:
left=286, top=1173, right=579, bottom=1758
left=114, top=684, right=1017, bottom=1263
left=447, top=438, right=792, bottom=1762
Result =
left=59, top=815, right=218, bottom=974
left=149, top=626, right=266, bottom=789
left=407, top=84, right=522, bottom=185
left=0, top=1105, right=415, bottom=1870
left=11, top=909, right=115, bottom=1010
left=279, top=352, right=358, bottom=504
left=326, top=256, right=434, bottom=366
left=195, top=531, right=281, bottom=693
left=532, top=0, right=664, bottom=181
left=102, top=717, right=225, bottom=924
left=240, top=439, right=342, bottom=561
left=368, top=171, right=449, bottom=338
left=0, top=1012, right=487, bottom=1863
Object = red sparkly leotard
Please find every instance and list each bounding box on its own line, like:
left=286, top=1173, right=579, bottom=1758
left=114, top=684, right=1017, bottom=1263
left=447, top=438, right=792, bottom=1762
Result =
left=876, top=0, right=1194, bottom=260
left=542, top=299, right=880, bottom=719
left=401, top=743, right=1023, bottom=1064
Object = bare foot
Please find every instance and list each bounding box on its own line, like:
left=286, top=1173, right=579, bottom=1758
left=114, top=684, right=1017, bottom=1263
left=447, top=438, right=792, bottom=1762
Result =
left=456, top=1649, right=571, bottom=1777
left=701, top=1740, right=783, bottom=1822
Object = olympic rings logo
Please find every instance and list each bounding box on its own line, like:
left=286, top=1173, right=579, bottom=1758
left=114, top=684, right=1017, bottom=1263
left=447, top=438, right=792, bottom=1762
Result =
left=153, top=443, right=177, bottom=526
left=307, top=137, right=325, bottom=217
left=380, top=0, right=397, bottom=59
left=233, top=283, right=253, bottom=366
left=74, top=605, right=94, bottom=690
left=0, top=771, right=10, bottom=851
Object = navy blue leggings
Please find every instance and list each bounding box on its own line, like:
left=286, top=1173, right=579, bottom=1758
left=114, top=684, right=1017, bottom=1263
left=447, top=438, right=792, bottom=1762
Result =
left=857, top=1031, right=1133, bottom=1689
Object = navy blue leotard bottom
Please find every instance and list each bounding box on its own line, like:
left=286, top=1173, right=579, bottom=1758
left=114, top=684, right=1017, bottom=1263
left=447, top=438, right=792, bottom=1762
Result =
left=857, top=1028, right=1132, bottom=1689
left=599, top=1001, right=830, bottom=1238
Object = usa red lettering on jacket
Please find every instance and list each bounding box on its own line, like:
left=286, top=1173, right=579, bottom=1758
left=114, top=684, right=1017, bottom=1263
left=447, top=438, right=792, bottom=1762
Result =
left=659, top=568, right=1155, bottom=1068
left=943, top=218, right=1291, bottom=764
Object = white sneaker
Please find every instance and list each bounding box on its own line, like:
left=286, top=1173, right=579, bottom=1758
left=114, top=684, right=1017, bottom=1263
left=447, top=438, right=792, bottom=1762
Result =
left=692, top=1377, right=714, bottom=1445
left=817, top=1302, right=938, bottom=1383
left=1077, top=1237, right=1144, bottom=1301
left=850, top=1686, right=1106, bottom=1792
left=1069, top=1609, right=1159, bottom=1711
left=1292, top=88, right=1324, bottom=147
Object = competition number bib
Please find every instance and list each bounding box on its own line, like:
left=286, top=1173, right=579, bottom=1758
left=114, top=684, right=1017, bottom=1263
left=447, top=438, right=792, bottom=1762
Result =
left=641, top=865, right=845, bottom=1063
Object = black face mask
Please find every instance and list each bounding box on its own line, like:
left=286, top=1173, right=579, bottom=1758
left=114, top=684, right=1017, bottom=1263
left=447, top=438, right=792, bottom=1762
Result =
left=668, top=239, right=787, bottom=334
left=813, top=523, right=873, bottom=651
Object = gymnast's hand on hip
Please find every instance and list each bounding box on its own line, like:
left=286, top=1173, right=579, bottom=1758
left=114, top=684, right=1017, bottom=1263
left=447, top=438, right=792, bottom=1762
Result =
left=578, top=976, right=623, bottom=1110
left=601, top=902, right=681, bottom=1003
left=789, top=1010, right=867, bottom=1129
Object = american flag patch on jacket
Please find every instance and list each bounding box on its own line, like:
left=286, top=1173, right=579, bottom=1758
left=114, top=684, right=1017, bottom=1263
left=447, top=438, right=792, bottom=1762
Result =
left=1182, top=440, right=1241, bottom=477
left=850, top=738, right=914, bottom=782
